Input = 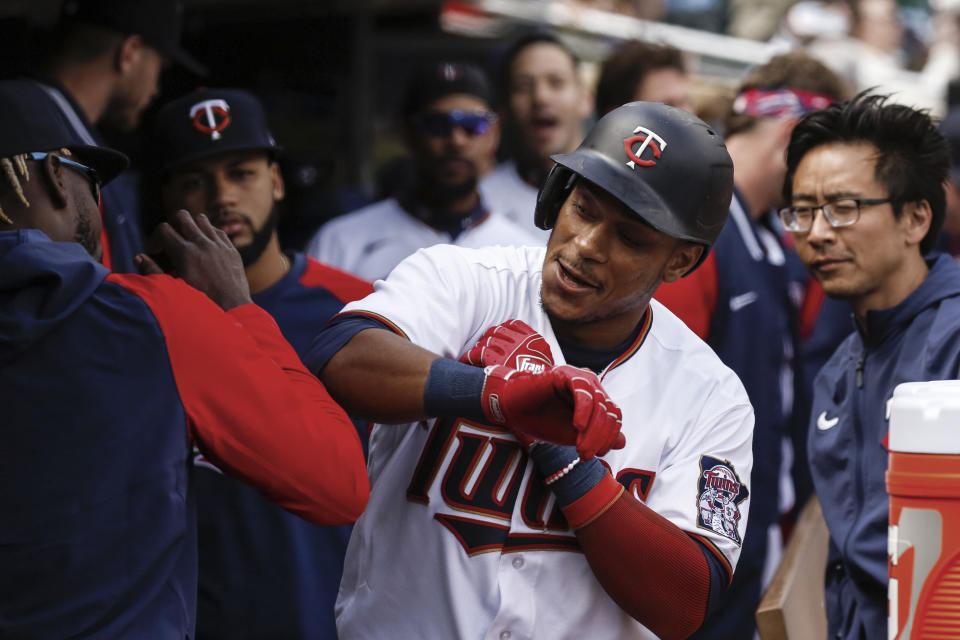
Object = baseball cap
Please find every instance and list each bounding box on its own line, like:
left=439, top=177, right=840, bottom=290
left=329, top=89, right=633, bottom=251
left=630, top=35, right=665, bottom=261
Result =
left=153, top=88, right=280, bottom=174
left=402, top=62, right=492, bottom=119
left=0, top=79, right=128, bottom=184
left=939, top=109, right=960, bottom=184
left=60, top=0, right=206, bottom=76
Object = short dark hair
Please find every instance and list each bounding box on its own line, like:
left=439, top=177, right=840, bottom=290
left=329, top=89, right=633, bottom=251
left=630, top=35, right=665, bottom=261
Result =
left=595, top=41, right=686, bottom=117
left=784, top=92, right=950, bottom=254
left=497, top=30, right=579, bottom=105
left=725, top=51, right=849, bottom=138
left=44, top=22, right=125, bottom=69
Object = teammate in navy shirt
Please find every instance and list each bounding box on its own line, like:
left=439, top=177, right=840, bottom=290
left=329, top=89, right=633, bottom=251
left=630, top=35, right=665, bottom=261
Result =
left=155, top=87, right=372, bottom=639
left=0, top=80, right=367, bottom=639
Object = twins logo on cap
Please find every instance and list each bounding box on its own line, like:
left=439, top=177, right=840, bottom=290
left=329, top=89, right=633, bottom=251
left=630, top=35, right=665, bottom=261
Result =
left=190, top=98, right=231, bottom=141
left=623, top=125, right=667, bottom=169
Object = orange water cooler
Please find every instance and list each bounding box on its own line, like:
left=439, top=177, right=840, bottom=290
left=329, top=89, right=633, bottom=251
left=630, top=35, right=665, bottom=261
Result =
left=887, top=380, right=960, bottom=640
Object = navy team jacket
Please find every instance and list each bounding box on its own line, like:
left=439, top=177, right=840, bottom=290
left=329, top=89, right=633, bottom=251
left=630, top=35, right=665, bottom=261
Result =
left=655, top=192, right=794, bottom=639
left=0, top=231, right=368, bottom=639
left=810, top=254, right=960, bottom=640
left=195, top=252, right=371, bottom=640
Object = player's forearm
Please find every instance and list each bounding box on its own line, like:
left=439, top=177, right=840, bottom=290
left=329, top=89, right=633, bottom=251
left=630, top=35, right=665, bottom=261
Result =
left=574, top=494, right=711, bottom=639
left=320, top=328, right=438, bottom=422
left=201, top=304, right=370, bottom=525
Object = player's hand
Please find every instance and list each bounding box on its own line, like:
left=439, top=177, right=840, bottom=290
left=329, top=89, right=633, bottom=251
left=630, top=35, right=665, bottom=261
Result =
left=461, top=319, right=554, bottom=374
left=461, top=319, right=554, bottom=447
left=136, top=209, right=252, bottom=311
left=481, top=364, right=626, bottom=460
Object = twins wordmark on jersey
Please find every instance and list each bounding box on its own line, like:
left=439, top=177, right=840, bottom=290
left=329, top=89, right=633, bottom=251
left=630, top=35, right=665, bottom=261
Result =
left=697, top=455, right=749, bottom=545
left=407, top=415, right=689, bottom=555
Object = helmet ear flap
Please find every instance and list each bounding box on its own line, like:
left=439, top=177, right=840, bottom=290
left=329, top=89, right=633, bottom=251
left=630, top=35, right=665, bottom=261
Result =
left=534, top=166, right=577, bottom=230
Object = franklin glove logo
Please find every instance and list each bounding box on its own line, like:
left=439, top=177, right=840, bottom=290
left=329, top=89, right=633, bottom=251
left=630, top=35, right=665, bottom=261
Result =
left=516, top=355, right=548, bottom=374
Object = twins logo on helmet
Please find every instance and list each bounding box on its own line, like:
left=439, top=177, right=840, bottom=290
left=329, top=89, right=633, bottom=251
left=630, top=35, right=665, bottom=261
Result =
left=623, top=125, right=667, bottom=169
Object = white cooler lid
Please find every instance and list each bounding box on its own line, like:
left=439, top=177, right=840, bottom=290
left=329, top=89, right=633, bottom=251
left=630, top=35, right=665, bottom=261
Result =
left=888, top=380, right=960, bottom=453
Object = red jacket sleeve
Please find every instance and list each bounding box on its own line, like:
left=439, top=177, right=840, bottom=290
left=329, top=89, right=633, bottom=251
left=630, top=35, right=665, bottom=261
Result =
left=654, top=252, right=719, bottom=340
left=107, top=273, right=369, bottom=526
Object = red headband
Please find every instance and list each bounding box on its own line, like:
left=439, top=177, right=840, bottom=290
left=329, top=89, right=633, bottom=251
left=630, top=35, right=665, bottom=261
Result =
left=732, top=88, right=834, bottom=119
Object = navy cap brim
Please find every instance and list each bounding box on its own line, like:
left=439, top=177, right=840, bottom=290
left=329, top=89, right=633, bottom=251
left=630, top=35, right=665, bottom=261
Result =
left=167, top=46, right=207, bottom=77
left=69, top=144, right=129, bottom=185
left=160, top=143, right=281, bottom=175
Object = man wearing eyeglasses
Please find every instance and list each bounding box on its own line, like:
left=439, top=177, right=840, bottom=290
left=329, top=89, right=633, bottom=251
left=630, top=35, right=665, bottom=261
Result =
left=306, top=62, right=540, bottom=281
left=781, top=92, right=960, bottom=640
left=0, top=79, right=368, bottom=638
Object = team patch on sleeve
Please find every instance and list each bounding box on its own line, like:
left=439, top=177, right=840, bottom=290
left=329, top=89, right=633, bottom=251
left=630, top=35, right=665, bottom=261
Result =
left=695, top=455, right=749, bottom=545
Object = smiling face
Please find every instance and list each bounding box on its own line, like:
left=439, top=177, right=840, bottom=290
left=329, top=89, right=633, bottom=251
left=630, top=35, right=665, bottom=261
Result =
left=540, top=180, right=701, bottom=348
left=789, top=141, right=931, bottom=317
left=506, top=42, right=590, bottom=165
left=161, top=150, right=284, bottom=265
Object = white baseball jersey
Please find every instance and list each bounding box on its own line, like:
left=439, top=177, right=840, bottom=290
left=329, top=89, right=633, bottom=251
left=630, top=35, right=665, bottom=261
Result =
left=479, top=160, right=551, bottom=243
left=335, top=244, right=754, bottom=640
left=304, top=197, right=542, bottom=282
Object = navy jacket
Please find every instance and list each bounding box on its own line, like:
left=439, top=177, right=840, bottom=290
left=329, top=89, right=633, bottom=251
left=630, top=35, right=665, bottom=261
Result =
left=0, top=231, right=367, bottom=639
left=809, top=254, right=960, bottom=640
left=657, top=192, right=794, bottom=639
left=195, top=252, right=371, bottom=640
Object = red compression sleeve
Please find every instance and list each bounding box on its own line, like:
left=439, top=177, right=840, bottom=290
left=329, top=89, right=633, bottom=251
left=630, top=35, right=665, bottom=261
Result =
left=653, top=252, right=718, bottom=340
left=108, top=273, right=369, bottom=526
left=571, top=490, right=713, bottom=640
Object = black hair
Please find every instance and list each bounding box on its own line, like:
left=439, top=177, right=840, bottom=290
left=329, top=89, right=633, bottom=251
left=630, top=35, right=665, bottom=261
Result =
left=44, top=22, right=125, bottom=69
left=497, top=29, right=579, bottom=105
left=784, top=92, right=950, bottom=254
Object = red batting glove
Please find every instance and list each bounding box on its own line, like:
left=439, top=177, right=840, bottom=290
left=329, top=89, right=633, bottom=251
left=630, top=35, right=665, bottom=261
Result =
left=480, top=364, right=626, bottom=460
left=461, top=319, right=555, bottom=447
left=461, top=319, right=554, bottom=374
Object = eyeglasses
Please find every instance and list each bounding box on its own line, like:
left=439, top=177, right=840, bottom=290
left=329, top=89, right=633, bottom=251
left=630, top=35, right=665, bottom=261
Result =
left=778, top=198, right=893, bottom=232
left=415, top=110, right=498, bottom=137
left=27, top=152, right=101, bottom=206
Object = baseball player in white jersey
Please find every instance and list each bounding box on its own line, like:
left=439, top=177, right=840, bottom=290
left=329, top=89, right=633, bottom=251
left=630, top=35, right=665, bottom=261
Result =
left=306, top=61, right=541, bottom=281
left=306, top=102, right=754, bottom=639
left=479, top=159, right=549, bottom=243
left=306, top=196, right=541, bottom=281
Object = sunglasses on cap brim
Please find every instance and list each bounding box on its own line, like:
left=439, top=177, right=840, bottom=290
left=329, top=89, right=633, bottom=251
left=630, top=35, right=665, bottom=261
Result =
left=415, top=110, right=498, bottom=137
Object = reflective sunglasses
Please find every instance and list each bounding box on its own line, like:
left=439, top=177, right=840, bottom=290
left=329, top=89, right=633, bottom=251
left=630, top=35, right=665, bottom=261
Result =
left=778, top=197, right=893, bottom=232
left=415, top=110, right=498, bottom=137
left=28, top=152, right=102, bottom=206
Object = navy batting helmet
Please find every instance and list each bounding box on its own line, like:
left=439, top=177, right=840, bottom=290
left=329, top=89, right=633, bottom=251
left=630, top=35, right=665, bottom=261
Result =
left=535, top=101, right=733, bottom=271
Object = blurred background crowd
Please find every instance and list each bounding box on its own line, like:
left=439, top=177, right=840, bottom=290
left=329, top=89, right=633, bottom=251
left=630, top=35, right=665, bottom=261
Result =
left=3, top=0, right=960, bottom=253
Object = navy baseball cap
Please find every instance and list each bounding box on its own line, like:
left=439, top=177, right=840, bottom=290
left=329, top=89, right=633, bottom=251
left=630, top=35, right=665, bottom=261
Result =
left=153, top=88, right=280, bottom=174
left=0, top=79, right=128, bottom=184
left=402, top=62, right=493, bottom=119
left=61, top=0, right=206, bottom=76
